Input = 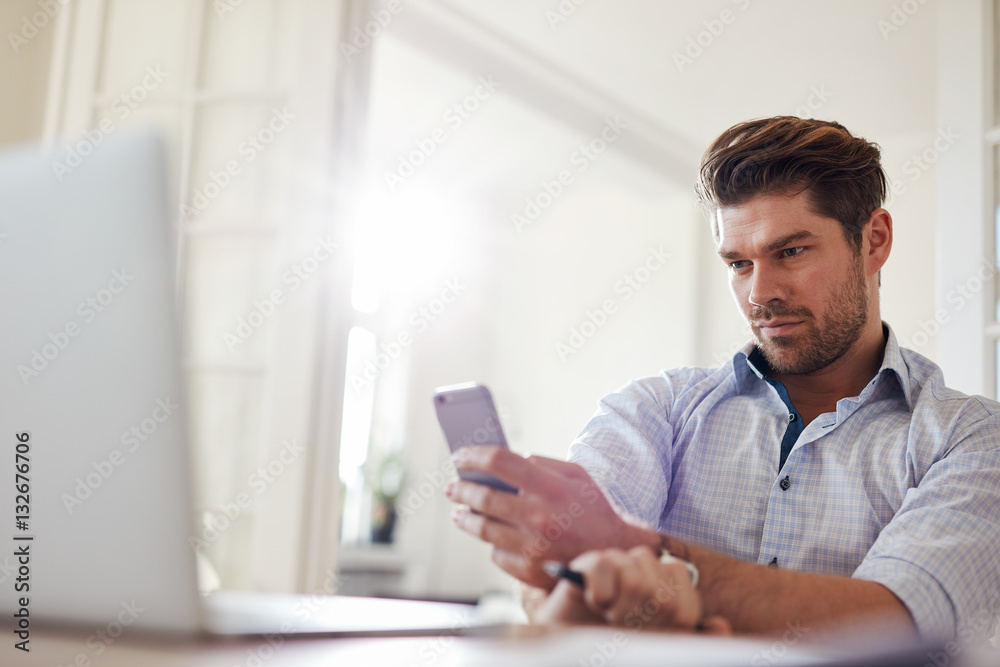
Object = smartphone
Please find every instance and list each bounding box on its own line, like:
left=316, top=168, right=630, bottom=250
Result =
left=433, top=383, right=519, bottom=494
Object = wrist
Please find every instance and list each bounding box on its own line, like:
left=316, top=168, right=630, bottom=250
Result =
left=619, top=519, right=662, bottom=553
left=659, top=533, right=691, bottom=563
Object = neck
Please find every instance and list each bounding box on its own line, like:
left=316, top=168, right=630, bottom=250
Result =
left=770, top=319, right=887, bottom=423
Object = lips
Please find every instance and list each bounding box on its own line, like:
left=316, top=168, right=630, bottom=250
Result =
left=756, top=320, right=802, bottom=337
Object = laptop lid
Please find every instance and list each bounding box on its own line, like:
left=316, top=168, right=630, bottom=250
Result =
left=0, top=132, right=511, bottom=643
left=0, top=131, right=203, bottom=635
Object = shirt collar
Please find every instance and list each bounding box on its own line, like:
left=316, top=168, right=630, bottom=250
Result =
left=731, top=322, right=914, bottom=411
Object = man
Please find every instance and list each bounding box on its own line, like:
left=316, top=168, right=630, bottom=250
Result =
left=444, top=116, right=1000, bottom=641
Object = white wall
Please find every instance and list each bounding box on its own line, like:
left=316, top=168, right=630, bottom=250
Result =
left=361, top=0, right=946, bottom=600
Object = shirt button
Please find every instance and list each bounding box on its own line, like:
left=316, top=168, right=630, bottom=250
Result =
left=768, top=557, right=778, bottom=568
left=788, top=413, right=797, bottom=422
left=780, top=476, right=791, bottom=490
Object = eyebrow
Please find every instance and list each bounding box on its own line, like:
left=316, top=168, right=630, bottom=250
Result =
left=717, top=230, right=819, bottom=261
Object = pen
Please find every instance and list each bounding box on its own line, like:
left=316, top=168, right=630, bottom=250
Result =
left=542, top=560, right=585, bottom=587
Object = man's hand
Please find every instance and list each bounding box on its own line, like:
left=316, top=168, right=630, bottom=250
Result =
left=534, top=546, right=732, bottom=635
left=444, top=446, right=659, bottom=588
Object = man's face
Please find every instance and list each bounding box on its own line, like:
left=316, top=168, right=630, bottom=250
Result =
left=716, top=192, right=870, bottom=375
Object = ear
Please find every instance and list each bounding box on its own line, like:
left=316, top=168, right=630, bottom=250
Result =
left=864, top=208, right=892, bottom=277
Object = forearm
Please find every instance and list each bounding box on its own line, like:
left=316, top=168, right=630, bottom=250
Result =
left=686, top=542, right=918, bottom=638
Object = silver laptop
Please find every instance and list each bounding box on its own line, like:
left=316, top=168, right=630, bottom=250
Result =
left=0, top=131, right=493, bottom=639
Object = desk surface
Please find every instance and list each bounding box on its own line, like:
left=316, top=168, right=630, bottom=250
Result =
left=12, top=625, right=1000, bottom=667
left=8, top=625, right=810, bottom=667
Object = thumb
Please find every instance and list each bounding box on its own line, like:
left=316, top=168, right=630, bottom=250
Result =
left=699, top=615, right=733, bottom=636
left=536, top=580, right=602, bottom=625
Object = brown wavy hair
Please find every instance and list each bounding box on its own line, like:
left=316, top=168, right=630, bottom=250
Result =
left=695, top=116, right=887, bottom=250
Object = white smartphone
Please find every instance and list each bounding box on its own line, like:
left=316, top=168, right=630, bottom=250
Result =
left=433, top=383, right=518, bottom=494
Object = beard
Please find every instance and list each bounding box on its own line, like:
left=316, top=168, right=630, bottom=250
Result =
left=749, top=255, right=870, bottom=375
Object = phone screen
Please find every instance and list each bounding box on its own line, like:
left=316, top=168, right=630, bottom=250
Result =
left=433, top=383, right=518, bottom=494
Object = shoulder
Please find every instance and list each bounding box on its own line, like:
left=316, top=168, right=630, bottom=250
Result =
left=601, top=362, right=738, bottom=414
left=898, top=346, right=1000, bottom=449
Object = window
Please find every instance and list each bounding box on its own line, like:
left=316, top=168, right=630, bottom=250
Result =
left=992, top=0, right=1000, bottom=397
left=46, top=0, right=348, bottom=593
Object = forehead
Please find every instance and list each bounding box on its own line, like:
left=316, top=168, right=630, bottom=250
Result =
left=715, top=193, right=837, bottom=252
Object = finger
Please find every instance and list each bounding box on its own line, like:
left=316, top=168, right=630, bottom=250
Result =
left=451, top=445, right=534, bottom=489
left=447, top=480, right=591, bottom=565
left=534, top=579, right=606, bottom=626
left=605, top=550, right=699, bottom=629
left=491, top=548, right=556, bottom=591
left=573, top=550, right=626, bottom=613
left=699, top=615, right=733, bottom=636
left=650, top=560, right=701, bottom=629
left=451, top=506, right=529, bottom=554
left=568, top=549, right=604, bottom=572
left=445, top=479, right=525, bottom=521
left=603, top=551, right=654, bottom=625
left=452, top=446, right=552, bottom=495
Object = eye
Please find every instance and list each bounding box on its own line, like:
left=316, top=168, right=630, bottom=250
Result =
left=728, top=260, right=750, bottom=271
left=781, top=246, right=805, bottom=258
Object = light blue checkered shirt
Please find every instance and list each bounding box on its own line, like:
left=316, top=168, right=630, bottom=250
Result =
left=568, top=324, right=1000, bottom=641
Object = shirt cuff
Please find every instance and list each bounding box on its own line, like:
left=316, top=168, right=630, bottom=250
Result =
left=853, top=556, right=955, bottom=640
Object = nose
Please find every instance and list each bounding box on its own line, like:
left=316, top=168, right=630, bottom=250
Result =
left=747, top=265, right=786, bottom=307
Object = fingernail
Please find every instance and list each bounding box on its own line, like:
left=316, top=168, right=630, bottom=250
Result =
left=451, top=507, right=462, bottom=522
left=444, top=481, right=455, bottom=498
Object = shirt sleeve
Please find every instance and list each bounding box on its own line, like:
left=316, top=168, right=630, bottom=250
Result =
left=566, top=375, right=680, bottom=529
left=852, top=408, right=1000, bottom=643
